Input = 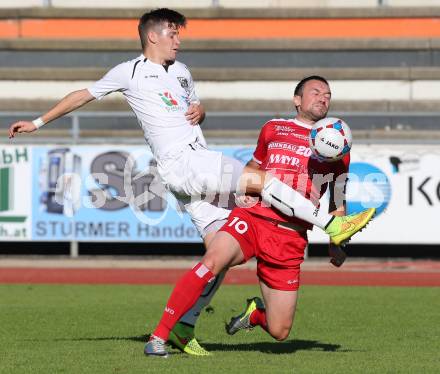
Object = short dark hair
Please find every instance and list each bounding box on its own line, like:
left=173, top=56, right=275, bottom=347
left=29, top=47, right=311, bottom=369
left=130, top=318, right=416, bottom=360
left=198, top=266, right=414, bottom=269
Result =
left=138, top=8, right=186, bottom=50
left=294, top=75, right=329, bottom=97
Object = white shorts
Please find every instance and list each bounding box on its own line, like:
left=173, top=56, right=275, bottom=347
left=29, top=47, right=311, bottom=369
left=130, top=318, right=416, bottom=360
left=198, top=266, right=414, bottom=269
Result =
left=180, top=198, right=231, bottom=238
left=157, top=142, right=244, bottom=236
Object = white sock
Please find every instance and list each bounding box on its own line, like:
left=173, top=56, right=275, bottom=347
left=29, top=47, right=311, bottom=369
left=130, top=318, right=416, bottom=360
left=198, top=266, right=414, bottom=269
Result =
left=261, top=177, right=333, bottom=229
left=178, top=270, right=226, bottom=326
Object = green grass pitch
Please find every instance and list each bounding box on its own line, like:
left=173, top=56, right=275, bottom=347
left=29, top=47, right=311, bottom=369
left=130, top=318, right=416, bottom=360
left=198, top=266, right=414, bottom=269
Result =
left=0, top=284, right=439, bottom=373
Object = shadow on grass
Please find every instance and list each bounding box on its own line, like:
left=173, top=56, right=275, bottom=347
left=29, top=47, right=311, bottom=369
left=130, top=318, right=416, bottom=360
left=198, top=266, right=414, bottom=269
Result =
left=203, top=339, right=350, bottom=354
left=47, top=335, right=352, bottom=354
left=50, top=335, right=149, bottom=343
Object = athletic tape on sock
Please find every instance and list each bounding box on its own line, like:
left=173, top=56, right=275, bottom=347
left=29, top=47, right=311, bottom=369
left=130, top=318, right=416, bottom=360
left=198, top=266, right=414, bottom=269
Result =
left=195, top=263, right=210, bottom=278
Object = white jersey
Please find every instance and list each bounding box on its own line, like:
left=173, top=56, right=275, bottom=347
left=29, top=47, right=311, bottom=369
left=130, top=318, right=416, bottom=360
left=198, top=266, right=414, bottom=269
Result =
left=88, top=55, right=206, bottom=160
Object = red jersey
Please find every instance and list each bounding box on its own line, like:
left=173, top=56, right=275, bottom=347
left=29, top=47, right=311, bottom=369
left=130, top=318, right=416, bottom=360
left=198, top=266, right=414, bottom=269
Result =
left=250, top=118, right=350, bottom=230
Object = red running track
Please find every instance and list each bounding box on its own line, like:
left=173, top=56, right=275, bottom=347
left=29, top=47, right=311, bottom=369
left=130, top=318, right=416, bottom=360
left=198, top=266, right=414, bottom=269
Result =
left=0, top=268, right=439, bottom=287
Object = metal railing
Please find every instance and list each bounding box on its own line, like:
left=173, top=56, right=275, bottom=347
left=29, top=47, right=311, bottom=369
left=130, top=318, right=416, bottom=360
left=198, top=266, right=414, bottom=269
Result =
left=3, top=110, right=440, bottom=145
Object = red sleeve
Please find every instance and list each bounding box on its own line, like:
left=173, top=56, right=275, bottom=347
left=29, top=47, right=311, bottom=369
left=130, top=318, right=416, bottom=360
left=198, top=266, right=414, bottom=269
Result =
left=253, top=122, right=271, bottom=164
left=329, top=153, right=350, bottom=177
left=335, top=152, right=350, bottom=193
left=339, top=153, right=350, bottom=175
left=327, top=153, right=350, bottom=212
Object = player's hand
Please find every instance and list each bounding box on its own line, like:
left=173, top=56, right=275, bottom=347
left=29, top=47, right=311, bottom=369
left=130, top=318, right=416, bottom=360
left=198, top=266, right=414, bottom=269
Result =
left=185, top=103, right=204, bottom=125
left=8, top=121, right=37, bottom=138
left=328, top=243, right=346, bottom=267
left=235, top=194, right=259, bottom=208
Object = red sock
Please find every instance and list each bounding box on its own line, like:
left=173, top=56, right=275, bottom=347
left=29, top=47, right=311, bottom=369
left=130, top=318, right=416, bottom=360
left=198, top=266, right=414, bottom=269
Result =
left=250, top=308, right=268, bottom=331
left=152, top=263, right=215, bottom=341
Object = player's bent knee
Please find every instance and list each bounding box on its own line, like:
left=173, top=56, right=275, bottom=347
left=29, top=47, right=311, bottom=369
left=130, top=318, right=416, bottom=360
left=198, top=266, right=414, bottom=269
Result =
left=268, top=324, right=292, bottom=341
left=200, top=258, right=218, bottom=275
left=272, top=328, right=291, bottom=341
left=201, top=253, right=227, bottom=276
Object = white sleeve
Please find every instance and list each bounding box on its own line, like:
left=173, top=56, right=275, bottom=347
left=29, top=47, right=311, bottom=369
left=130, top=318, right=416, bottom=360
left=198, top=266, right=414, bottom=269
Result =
left=87, top=62, right=130, bottom=100
left=187, top=70, right=200, bottom=105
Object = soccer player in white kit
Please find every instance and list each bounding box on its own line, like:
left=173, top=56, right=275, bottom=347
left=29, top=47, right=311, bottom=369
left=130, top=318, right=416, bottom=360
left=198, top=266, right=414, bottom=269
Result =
left=8, top=8, right=375, bottom=356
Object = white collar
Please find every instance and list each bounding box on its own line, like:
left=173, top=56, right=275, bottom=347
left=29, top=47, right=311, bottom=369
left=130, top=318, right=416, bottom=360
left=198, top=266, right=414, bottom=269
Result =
left=293, top=118, right=312, bottom=129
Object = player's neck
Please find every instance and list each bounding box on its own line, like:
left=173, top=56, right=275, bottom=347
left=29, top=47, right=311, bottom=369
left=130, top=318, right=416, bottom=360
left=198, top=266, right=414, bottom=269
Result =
left=143, top=51, right=173, bottom=69
left=295, top=115, right=315, bottom=126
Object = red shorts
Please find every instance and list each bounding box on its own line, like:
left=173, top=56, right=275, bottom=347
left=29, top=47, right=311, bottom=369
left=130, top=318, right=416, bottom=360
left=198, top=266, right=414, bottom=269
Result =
left=220, top=208, right=308, bottom=291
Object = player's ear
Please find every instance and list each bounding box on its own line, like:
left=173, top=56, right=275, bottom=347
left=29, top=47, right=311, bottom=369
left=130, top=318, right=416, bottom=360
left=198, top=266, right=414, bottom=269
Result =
left=293, top=95, right=301, bottom=108
left=147, top=30, right=158, bottom=44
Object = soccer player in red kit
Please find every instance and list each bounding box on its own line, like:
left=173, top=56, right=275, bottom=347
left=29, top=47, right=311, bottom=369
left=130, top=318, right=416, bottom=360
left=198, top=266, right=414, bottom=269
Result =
left=145, top=76, right=375, bottom=357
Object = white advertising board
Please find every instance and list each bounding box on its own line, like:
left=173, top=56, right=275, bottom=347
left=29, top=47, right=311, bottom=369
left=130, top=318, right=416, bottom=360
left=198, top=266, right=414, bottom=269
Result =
left=309, top=144, right=440, bottom=244
left=0, top=146, right=32, bottom=241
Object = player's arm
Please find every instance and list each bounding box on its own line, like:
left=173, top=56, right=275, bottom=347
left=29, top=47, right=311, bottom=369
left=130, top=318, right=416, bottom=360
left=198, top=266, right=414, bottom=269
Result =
left=234, top=136, right=266, bottom=207
left=238, top=122, right=269, bottom=193
left=185, top=65, right=206, bottom=125
left=245, top=159, right=260, bottom=170
left=9, top=61, right=129, bottom=138
left=235, top=158, right=262, bottom=208
left=8, top=89, right=95, bottom=138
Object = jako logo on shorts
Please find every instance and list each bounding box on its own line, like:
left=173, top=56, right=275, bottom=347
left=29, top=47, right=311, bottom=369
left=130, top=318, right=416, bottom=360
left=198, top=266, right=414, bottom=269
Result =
left=346, top=162, right=391, bottom=217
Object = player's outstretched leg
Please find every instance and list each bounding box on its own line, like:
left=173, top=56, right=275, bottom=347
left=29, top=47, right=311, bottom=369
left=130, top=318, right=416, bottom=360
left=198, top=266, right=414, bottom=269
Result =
left=168, top=270, right=226, bottom=356
left=144, top=335, right=168, bottom=358
left=225, top=297, right=265, bottom=335
left=325, top=207, right=376, bottom=246
left=260, top=177, right=376, bottom=244
left=145, top=263, right=216, bottom=358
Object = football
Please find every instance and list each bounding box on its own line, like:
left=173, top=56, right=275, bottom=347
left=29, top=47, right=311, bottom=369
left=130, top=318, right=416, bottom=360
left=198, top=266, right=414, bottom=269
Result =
left=309, top=117, right=352, bottom=162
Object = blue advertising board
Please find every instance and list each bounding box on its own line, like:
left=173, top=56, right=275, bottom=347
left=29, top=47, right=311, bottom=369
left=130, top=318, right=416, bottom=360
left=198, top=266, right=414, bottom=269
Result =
left=2, top=143, right=435, bottom=245
left=31, top=145, right=253, bottom=242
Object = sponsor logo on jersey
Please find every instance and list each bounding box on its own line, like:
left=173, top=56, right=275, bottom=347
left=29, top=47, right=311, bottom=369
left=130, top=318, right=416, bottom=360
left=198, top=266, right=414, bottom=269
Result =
left=159, top=92, right=178, bottom=107
left=275, top=125, right=295, bottom=132
left=145, top=75, right=158, bottom=79
left=268, top=142, right=300, bottom=152
left=177, top=76, right=191, bottom=95
left=267, top=142, right=312, bottom=160
left=273, top=124, right=309, bottom=141
left=268, top=153, right=300, bottom=166
left=291, top=133, right=309, bottom=142
left=158, top=92, right=185, bottom=112
left=177, top=76, right=189, bottom=88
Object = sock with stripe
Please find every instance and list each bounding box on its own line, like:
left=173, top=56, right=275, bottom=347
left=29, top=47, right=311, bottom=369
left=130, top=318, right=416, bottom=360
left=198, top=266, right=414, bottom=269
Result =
left=152, top=263, right=215, bottom=341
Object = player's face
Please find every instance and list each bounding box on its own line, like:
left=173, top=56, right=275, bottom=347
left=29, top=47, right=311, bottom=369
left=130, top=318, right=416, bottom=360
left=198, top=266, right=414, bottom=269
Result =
left=294, top=80, right=331, bottom=123
left=155, top=23, right=181, bottom=63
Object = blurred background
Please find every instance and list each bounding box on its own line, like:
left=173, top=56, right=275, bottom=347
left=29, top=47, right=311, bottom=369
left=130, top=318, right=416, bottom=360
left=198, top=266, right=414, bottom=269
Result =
left=0, top=0, right=439, bottom=258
